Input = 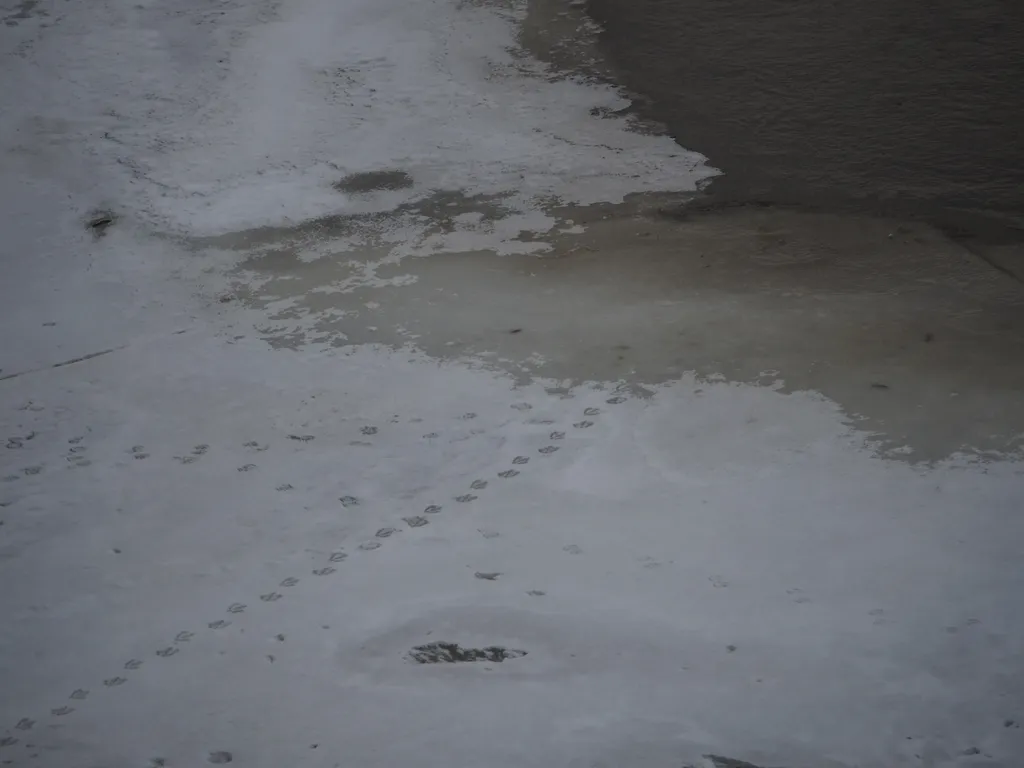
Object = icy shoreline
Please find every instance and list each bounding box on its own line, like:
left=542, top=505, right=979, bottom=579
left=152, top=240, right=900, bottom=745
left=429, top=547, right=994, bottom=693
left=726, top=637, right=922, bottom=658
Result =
left=2, top=1, right=1023, bottom=766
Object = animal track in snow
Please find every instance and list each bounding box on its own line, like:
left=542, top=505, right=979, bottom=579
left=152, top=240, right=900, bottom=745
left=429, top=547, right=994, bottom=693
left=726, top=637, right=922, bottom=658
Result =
left=10, top=392, right=610, bottom=743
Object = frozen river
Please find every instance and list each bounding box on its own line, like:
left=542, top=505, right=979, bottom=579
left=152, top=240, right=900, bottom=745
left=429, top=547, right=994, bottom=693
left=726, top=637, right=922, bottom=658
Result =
left=1, top=1, right=1023, bottom=767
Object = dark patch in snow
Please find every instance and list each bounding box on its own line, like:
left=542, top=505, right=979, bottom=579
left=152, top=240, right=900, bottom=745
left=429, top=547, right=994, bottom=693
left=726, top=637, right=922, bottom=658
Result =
left=333, top=170, right=413, bottom=194
left=406, top=642, right=526, bottom=664
left=85, top=210, right=116, bottom=236
left=3, top=0, right=44, bottom=26
left=695, top=756, right=771, bottom=768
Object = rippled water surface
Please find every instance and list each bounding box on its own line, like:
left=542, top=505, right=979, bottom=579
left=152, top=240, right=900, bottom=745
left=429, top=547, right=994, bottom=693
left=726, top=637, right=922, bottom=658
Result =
left=587, top=0, right=1024, bottom=235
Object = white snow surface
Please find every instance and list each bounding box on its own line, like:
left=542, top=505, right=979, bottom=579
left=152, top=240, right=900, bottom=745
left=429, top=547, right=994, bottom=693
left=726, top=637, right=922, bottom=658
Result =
left=1, top=0, right=712, bottom=238
left=1, top=0, right=1023, bottom=767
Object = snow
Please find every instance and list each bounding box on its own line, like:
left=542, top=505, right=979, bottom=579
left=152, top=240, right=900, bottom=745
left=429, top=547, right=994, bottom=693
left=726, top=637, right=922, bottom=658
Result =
left=2, top=0, right=1024, bottom=767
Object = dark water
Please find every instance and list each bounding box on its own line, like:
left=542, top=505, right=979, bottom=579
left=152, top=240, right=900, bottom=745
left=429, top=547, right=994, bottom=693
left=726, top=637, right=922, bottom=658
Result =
left=587, top=0, right=1024, bottom=239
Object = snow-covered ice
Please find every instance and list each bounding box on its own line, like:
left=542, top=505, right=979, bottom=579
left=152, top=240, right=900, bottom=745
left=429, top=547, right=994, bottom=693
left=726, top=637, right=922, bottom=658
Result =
left=2, top=0, right=1024, bottom=767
